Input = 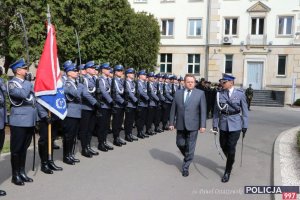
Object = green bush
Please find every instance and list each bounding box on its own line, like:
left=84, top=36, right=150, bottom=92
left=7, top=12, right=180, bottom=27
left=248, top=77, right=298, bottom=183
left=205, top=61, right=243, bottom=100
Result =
left=294, top=99, right=300, bottom=106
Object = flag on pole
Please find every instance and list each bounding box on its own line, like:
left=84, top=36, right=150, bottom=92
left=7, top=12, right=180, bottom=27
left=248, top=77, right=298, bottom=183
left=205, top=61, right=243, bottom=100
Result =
left=34, top=24, right=67, bottom=120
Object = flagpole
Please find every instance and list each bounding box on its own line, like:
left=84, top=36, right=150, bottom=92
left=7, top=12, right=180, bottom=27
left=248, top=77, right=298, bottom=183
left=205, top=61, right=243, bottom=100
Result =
left=75, top=29, right=82, bottom=65
left=47, top=4, right=52, bottom=161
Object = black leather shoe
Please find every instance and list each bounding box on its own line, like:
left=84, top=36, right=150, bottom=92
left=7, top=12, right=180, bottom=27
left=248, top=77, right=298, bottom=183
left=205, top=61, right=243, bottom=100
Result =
left=88, top=147, right=99, bottom=156
left=154, top=128, right=163, bottom=133
left=98, top=143, right=108, bottom=152
left=19, top=169, right=33, bottom=182
left=145, top=131, right=153, bottom=136
left=137, top=132, right=145, bottom=139
left=81, top=148, right=93, bottom=158
left=63, top=157, right=75, bottom=165
left=12, top=175, right=24, bottom=186
left=118, top=138, right=126, bottom=145
left=69, top=155, right=80, bottom=163
left=142, top=133, right=149, bottom=138
left=221, top=172, right=230, bottom=183
left=182, top=170, right=189, bottom=177
left=130, top=134, right=138, bottom=141
left=104, top=142, right=114, bottom=150
left=41, top=162, right=53, bottom=174
left=48, top=161, right=64, bottom=170
left=113, top=139, right=122, bottom=147
left=0, top=190, right=6, bottom=196
left=125, top=136, right=133, bottom=142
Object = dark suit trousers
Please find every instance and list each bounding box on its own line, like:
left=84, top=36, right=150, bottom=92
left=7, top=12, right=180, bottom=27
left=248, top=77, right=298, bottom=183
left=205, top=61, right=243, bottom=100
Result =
left=154, top=106, right=162, bottom=128
left=0, top=129, right=4, bottom=151
left=146, top=106, right=155, bottom=131
left=124, top=108, right=135, bottom=136
left=97, top=108, right=111, bottom=143
left=38, top=120, right=59, bottom=146
left=162, top=103, right=171, bottom=127
left=79, top=110, right=95, bottom=148
left=112, top=108, right=124, bottom=139
left=176, top=129, right=198, bottom=171
left=136, top=107, right=147, bottom=132
left=219, top=130, right=241, bottom=172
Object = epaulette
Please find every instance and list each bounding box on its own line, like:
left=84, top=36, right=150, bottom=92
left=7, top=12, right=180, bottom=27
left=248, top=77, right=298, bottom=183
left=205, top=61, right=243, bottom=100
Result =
left=236, top=88, right=244, bottom=93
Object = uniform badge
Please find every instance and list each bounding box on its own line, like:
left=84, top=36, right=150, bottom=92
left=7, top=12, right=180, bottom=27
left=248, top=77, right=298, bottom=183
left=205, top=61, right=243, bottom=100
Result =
left=66, top=82, right=71, bottom=87
left=9, top=82, right=16, bottom=89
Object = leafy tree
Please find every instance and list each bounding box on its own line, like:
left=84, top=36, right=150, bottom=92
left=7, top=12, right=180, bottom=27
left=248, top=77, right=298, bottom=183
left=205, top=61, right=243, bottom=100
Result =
left=0, top=0, right=160, bottom=72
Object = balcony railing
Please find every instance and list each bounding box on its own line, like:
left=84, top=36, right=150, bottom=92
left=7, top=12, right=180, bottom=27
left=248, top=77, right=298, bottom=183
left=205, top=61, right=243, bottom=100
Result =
left=246, top=34, right=267, bottom=46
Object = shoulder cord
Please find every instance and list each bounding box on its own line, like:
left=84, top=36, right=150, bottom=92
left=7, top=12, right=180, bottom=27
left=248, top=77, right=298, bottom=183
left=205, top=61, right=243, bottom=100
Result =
left=216, top=92, right=228, bottom=111
left=7, top=81, right=33, bottom=107
left=65, top=81, right=77, bottom=102
left=84, top=77, right=96, bottom=93
left=126, top=80, right=135, bottom=93
left=114, top=79, right=124, bottom=94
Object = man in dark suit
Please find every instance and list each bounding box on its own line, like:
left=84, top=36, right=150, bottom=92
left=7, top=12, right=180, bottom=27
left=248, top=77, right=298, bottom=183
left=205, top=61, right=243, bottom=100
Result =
left=169, top=74, right=207, bottom=177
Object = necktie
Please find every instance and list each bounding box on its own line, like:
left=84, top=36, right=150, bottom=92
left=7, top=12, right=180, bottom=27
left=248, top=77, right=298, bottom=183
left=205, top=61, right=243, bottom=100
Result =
left=185, top=90, right=191, bottom=104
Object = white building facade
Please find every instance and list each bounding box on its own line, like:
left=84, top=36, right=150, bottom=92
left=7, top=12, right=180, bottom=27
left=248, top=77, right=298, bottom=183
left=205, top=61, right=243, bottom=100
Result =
left=130, top=0, right=300, bottom=104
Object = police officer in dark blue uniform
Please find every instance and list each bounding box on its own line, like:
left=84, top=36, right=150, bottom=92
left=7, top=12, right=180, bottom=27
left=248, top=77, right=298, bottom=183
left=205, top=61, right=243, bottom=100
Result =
left=0, top=66, right=6, bottom=195
left=111, top=65, right=127, bottom=146
left=96, top=63, right=114, bottom=152
left=213, top=74, right=248, bottom=183
left=146, top=72, right=160, bottom=136
left=79, top=61, right=101, bottom=157
left=124, top=68, right=138, bottom=142
left=136, top=70, right=149, bottom=139
left=153, top=73, right=163, bottom=133
left=178, top=76, right=185, bottom=90
left=8, top=58, right=37, bottom=185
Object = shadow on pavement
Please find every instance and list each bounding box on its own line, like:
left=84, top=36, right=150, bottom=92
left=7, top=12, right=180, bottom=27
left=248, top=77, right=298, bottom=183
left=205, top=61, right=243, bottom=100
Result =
left=149, top=148, right=182, bottom=172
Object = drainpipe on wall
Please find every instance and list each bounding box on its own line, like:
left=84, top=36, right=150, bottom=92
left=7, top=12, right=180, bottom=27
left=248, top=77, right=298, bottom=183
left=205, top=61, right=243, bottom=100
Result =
left=204, top=0, right=211, bottom=80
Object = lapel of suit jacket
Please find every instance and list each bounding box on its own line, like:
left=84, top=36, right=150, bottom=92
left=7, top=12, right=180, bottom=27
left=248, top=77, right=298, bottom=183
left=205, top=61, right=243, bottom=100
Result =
left=181, top=89, right=185, bottom=106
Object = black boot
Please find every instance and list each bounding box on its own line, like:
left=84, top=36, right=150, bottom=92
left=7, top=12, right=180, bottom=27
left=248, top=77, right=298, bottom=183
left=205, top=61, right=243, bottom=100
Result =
left=19, top=153, right=33, bottom=182
left=87, top=144, right=99, bottom=156
left=0, top=190, right=6, bottom=196
left=48, top=145, right=63, bottom=170
left=11, top=154, right=24, bottom=186
left=221, top=154, right=234, bottom=183
left=113, top=138, right=123, bottom=147
left=104, top=141, right=114, bottom=150
left=80, top=136, right=93, bottom=158
left=38, top=144, right=53, bottom=174
left=63, top=139, right=75, bottom=165
left=154, top=127, right=163, bottom=133
left=137, top=131, right=145, bottom=139
left=125, top=135, right=133, bottom=142
left=130, top=134, right=138, bottom=141
left=98, top=142, right=108, bottom=152
left=68, top=137, right=80, bottom=163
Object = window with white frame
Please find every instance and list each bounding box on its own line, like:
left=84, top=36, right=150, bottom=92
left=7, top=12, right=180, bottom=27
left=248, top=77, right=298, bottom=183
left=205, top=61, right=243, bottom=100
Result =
left=160, top=54, right=172, bottom=73
left=278, top=16, right=293, bottom=36
left=251, top=17, right=264, bottom=35
left=161, top=19, right=174, bottom=36
left=225, top=55, right=233, bottom=74
left=277, top=55, right=286, bottom=75
left=224, top=18, right=238, bottom=35
left=188, top=19, right=202, bottom=36
left=187, top=54, right=200, bottom=74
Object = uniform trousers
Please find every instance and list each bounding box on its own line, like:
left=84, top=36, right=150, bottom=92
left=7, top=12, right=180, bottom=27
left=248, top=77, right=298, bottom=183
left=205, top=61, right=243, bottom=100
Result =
left=146, top=106, right=156, bottom=131
left=97, top=108, right=111, bottom=143
left=136, top=106, right=147, bottom=132
left=124, top=107, right=135, bottom=135
left=219, top=130, right=241, bottom=172
left=112, top=108, right=124, bottom=139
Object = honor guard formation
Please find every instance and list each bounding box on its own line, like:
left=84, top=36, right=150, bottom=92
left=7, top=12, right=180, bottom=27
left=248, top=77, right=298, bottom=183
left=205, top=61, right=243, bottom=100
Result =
left=0, top=58, right=249, bottom=196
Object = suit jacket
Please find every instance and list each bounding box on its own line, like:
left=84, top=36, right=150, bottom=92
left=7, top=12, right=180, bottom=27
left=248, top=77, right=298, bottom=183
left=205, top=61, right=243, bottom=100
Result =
left=169, top=88, right=207, bottom=131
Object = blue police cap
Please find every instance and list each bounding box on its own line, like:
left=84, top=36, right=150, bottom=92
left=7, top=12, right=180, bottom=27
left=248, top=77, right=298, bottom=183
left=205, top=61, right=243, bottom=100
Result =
left=64, top=63, right=78, bottom=73
left=63, top=60, right=72, bottom=68
left=147, top=72, right=155, bottom=77
left=79, top=64, right=85, bottom=70
left=178, top=76, right=183, bottom=81
left=95, top=65, right=100, bottom=71
left=138, top=70, right=147, bottom=76
left=10, top=58, right=27, bottom=71
left=170, top=75, right=177, bottom=80
left=222, top=73, right=235, bottom=81
left=85, top=61, right=95, bottom=69
left=162, top=74, right=170, bottom=79
left=155, top=73, right=162, bottom=78
left=114, top=64, right=124, bottom=72
left=101, top=63, right=110, bottom=70
left=125, top=68, right=135, bottom=75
